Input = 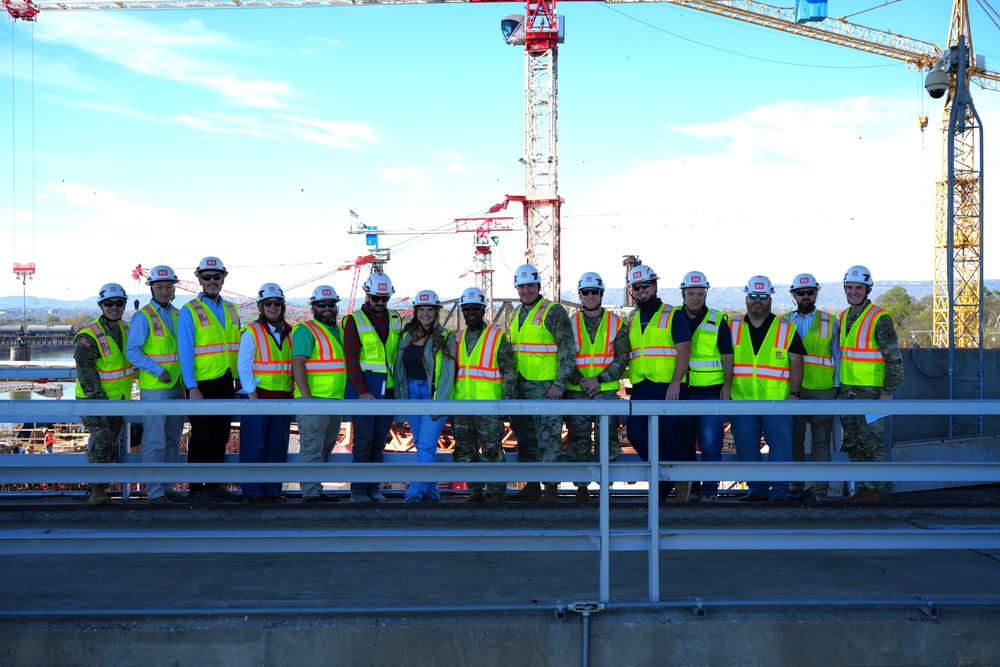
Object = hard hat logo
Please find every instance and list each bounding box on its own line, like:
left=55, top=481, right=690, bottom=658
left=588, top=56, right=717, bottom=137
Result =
left=99, top=290, right=106, bottom=299
left=798, top=277, right=810, bottom=285
left=206, top=260, right=217, bottom=266
left=691, top=275, right=702, bottom=284
left=754, top=282, right=765, bottom=290
left=419, top=294, right=429, bottom=301
left=378, top=282, right=387, bottom=291
left=156, top=269, right=168, bottom=277
left=322, top=289, right=332, bottom=297
left=632, top=270, right=642, bottom=279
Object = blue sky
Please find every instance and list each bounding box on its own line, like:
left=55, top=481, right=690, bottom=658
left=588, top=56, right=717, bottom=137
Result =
left=1, top=0, right=998, bottom=304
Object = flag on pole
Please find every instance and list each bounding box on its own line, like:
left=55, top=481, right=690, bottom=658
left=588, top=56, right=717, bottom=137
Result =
left=349, top=209, right=359, bottom=219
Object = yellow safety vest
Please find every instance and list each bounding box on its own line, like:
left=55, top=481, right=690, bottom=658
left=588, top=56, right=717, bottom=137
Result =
left=430, top=333, right=454, bottom=400
left=347, top=309, right=402, bottom=389
left=184, top=297, right=240, bottom=382
left=567, top=310, right=622, bottom=392
left=797, top=310, right=835, bottom=390
left=839, top=303, right=888, bottom=387
left=243, top=322, right=293, bottom=393
left=455, top=326, right=505, bottom=400
left=510, top=299, right=558, bottom=381
left=75, top=319, right=132, bottom=400
left=629, top=304, right=679, bottom=384
left=137, top=303, right=180, bottom=391
left=730, top=315, right=796, bottom=401
left=292, top=320, right=347, bottom=399
left=688, top=308, right=726, bottom=388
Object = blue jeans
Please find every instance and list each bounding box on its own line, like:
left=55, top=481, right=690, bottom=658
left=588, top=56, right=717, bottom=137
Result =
left=729, top=412, right=793, bottom=500
left=404, top=379, right=446, bottom=501
left=239, top=397, right=291, bottom=499
left=687, top=384, right=725, bottom=497
left=626, top=380, right=693, bottom=500
left=346, top=371, right=394, bottom=497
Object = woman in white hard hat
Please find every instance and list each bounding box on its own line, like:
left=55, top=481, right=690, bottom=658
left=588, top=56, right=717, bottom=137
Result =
left=393, top=290, right=457, bottom=503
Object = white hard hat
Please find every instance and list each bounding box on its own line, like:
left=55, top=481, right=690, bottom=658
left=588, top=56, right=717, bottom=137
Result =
left=97, top=283, right=127, bottom=304
left=195, top=256, right=228, bottom=277
left=413, top=289, right=443, bottom=307
left=843, top=265, right=873, bottom=287
left=744, top=275, right=776, bottom=295
left=309, top=285, right=340, bottom=303
left=627, top=264, right=659, bottom=286
left=146, top=265, right=179, bottom=285
left=363, top=272, right=395, bottom=296
left=790, top=273, right=820, bottom=292
left=257, top=283, right=285, bottom=303
left=459, top=287, right=487, bottom=307
left=577, top=272, right=604, bottom=291
left=680, top=271, right=710, bottom=289
left=513, top=264, right=541, bottom=287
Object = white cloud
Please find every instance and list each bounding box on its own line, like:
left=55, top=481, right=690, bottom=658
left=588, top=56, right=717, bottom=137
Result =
left=306, top=36, right=342, bottom=46
left=281, top=116, right=378, bottom=149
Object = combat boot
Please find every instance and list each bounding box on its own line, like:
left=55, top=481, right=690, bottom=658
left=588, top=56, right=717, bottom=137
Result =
left=541, top=484, right=559, bottom=503
left=89, top=484, right=115, bottom=506
left=572, top=487, right=590, bottom=503
left=463, top=488, right=487, bottom=503
left=673, top=482, right=691, bottom=503
left=847, top=487, right=881, bottom=503
left=505, top=482, right=542, bottom=502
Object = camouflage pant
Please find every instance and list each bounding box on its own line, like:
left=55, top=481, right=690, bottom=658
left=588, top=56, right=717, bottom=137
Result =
left=452, top=414, right=507, bottom=495
left=839, top=384, right=888, bottom=492
left=83, top=416, right=124, bottom=487
left=509, top=380, right=563, bottom=464
left=565, top=389, right=621, bottom=488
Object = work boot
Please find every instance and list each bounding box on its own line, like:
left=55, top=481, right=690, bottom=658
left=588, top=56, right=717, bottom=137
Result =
left=505, top=482, right=541, bottom=502
left=487, top=491, right=505, bottom=504
left=673, top=481, right=691, bottom=503
left=541, top=484, right=559, bottom=503
left=847, top=487, right=882, bottom=503
left=89, top=484, right=115, bottom=506
left=463, top=488, right=487, bottom=503
left=572, top=487, right=590, bottom=503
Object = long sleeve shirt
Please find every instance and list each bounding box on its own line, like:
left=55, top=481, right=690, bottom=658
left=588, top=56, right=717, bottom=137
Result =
left=568, top=310, right=631, bottom=386
left=343, top=303, right=391, bottom=396
left=513, top=298, right=577, bottom=391
left=237, top=321, right=289, bottom=395
left=177, top=293, right=239, bottom=388
left=125, top=301, right=178, bottom=380
left=843, top=298, right=904, bottom=394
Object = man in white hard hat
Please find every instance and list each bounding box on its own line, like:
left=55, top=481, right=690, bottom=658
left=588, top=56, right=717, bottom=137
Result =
left=76, top=283, right=133, bottom=506
left=177, top=256, right=242, bottom=504
left=678, top=270, right=732, bottom=502
left=507, top=263, right=576, bottom=502
left=564, top=271, right=629, bottom=503
left=343, top=272, right=402, bottom=503
left=125, top=266, right=187, bottom=503
left=291, top=286, right=347, bottom=503
left=729, top=275, right=805, bottom=502
left=785, top=273, right=840, bottom=502
left=838, top=265, right=903, bottom=502
left=625, top=264, right=692, bottom=502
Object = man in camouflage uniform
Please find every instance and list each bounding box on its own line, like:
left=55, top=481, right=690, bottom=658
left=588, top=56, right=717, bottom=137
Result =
left=507, top=264, right=577, bottom=502
left=564, top=272, right=629, bottom=503
left=452, top=287, right=517, bottom=503
left=75, top=283, right=133, bottom=506
left=838, top=265, right=903, bottom=502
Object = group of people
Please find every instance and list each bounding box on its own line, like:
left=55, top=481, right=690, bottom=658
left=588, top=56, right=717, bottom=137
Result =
left=74, top=256, right=902, bottom=505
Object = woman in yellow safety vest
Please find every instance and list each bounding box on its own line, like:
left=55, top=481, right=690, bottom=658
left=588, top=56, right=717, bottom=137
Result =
left=393, top=290, right=457, bottom=503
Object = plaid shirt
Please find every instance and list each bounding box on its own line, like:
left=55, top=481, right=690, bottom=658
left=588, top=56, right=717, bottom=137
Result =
left=343, top=302, right=391, bottom=396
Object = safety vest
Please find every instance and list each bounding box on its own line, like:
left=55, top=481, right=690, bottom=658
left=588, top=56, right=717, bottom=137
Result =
left=567, top=310, right=622, bottom=392
left=687, top=308, right=726, bottom=388
left=730, top=315, right=796, bottom=401
left=455, top=326, right=505, bottom=400
left=796, top=310, right=836, bottom=390
left=75, top=319, right=132, bottom=400
left=292, top=320, right=347, bottom=399
left=629, top=304, right=679, bottom=384
left=137, top=303, right=180, bottom=391
left=347, top=309, right=402, bottom=389
left=243, top=322, right=293, bottom=393
left=839, top=303, right=888, bottom=387
left=183, top=297, right=240, bottom=382
left=510, top=299, right=558, bottom=381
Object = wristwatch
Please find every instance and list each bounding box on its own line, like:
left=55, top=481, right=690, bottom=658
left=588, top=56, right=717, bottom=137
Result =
left=789, top=391, right=801, bottom=397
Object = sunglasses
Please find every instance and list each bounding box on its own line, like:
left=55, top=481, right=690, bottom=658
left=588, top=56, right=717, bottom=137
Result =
left=101, top=300, right=126, bottom=308
left=369, top=295, right=389, bottom=304
left=313, top=301, right=339, bottom=309
left=461, top=305, right=484, bottom=312
left=631, top=282, right=654, bottom=291
left=579, top=288, right=602, bottom=297
left=795, top=289, right=817, bottom=297
left=260, top=299, right=283, bottom=308
left=747, top=294, right=771, bottom=301
left=200, top=273, right=223, bottom=281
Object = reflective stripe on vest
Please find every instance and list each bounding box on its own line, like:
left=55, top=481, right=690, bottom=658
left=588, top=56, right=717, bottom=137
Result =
left=75, top=319, right=132, bottom=400
left=137, top=303, right=180, bottom=391
left=292, top=319, right=347, bottom=399
left=567, top=310, right=621, bottom=392
left=509, top=299, right=558, bottom=381
left=244, top=322, right=294, bottom=393
left=628, top=304, right=678, bottom=384
left=348, top=309, right=402, bottom=388
left=799, top=310, right=835, bottom=390
left=184, top=297, right=240, bottom=382
left=688, top=308, right=725, bottom=387
left=455, top=326, right=505, bottom=400
left=730, top=315, right=795, bottom=400
left=839, top=303, right=887, bottom=387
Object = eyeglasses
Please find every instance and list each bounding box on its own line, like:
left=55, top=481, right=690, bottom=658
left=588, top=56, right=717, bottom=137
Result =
left=794, top=289, right=817, bottom=297
left=200, top=273, right=223, bottom=281
left=579, top=288, right=602, bottom=297
left=369, top=295, right=389, bottom=304
left=313, top=301, right=339, bottom=309
left=260, top=299, right=283, bottom=308
left=747, top=294, right=771, bottom=301
left=461, top=305, right=484, bottom=312
left=631, top=282, right=654, bottom=291
left=102, top=300, right=126, bottom=308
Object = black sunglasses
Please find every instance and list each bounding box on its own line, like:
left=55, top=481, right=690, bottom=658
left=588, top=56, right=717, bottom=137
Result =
left=260, top=299, right=283, bottom=308
left=747, top=294, right=771, bottom=301
left=631, top=282, right=654, bottom=291
left=461, top=304, right=484, bottom=312
left=101, top=300, right=126, bottom=308
left=794, top=289, right=817, bottom=297
left=200, top=273, right=223, bottom=281
left=579, top=288, right=602, bottom=297
left=313, top=301, right=339, bottom=309
left=369, top=295, right=389, bottom=304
